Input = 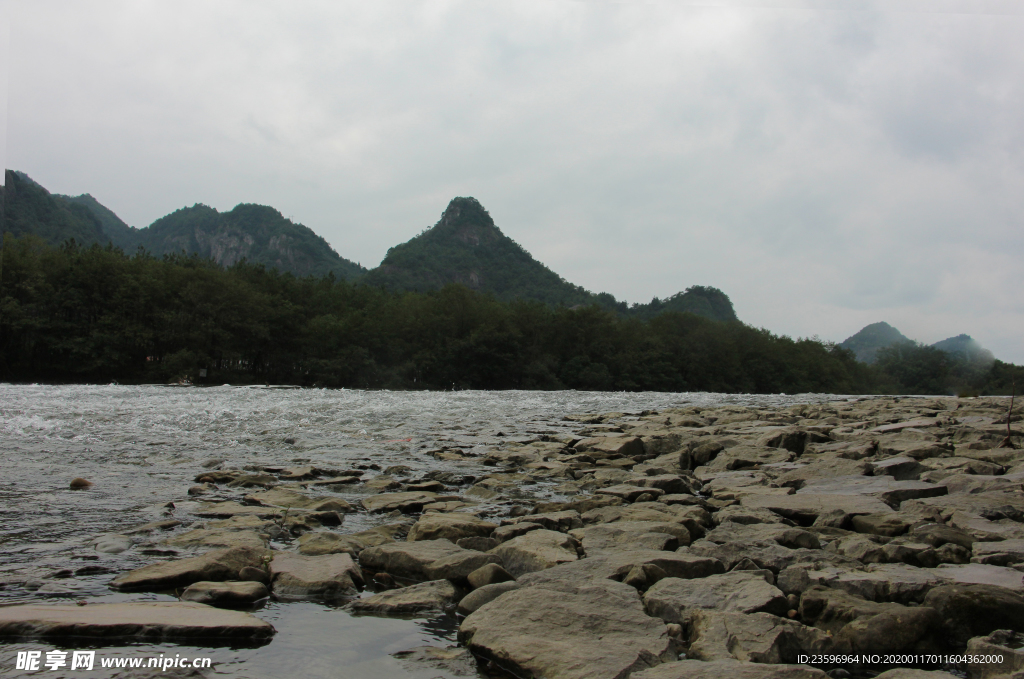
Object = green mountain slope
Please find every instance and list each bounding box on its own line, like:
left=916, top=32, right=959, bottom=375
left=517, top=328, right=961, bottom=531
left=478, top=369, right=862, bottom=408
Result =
left=1, top=171, right=108, bottom=247
left=58, top=192, right=139, bottom=249
left=364, top=196, right=738, bottom=321
left=840, top=322, right=913, bottom=363
left=363, top=197, right=596, bottom=305
left=134, top=203, right=366, bottom=280
left=931, top=334, right=995, bottom=365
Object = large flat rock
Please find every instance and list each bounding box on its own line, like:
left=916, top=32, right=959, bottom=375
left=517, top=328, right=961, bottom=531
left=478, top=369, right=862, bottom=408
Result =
left=459, top=579, right=675, bottom=679
left=519, top=550, right=725, bottom=589
left=111, top=546, right=269, bottom=592
left=797, top=476, right=946, bottom=506
left=0, top=602, right=274, bottom=642
left=741, top=494, right=894, bottom=522
left=348, top=579, right=461, bottom=616
left=407, top=513, right=497, bottom=542
left=270, top=552, right=363, bottom=601
left=361, top=492, right=438, bottom=514
left=489, top=529, right=580, bottom=577
left=644, top=572, right=789, bottom=623
left=686, top=610, right=835, bottom=663
left=358, top=539, right=469, bottom=580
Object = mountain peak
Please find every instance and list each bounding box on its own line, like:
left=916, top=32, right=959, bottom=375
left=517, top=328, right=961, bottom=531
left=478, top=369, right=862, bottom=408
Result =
left=840, top=322, right=912, bottom=363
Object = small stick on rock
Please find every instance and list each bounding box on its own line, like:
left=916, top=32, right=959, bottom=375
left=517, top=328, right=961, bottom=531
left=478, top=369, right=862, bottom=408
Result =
left=999, top=378, right=1018, bottom=449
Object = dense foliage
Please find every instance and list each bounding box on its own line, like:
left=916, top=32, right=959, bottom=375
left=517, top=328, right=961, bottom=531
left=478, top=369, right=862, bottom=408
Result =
left=1, top=234, right=875, bottom=392
left=4, top=234, right=1016, bottom=394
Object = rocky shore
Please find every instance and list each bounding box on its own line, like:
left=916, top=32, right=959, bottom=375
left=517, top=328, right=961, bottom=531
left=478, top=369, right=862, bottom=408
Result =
left=3, top=395, right=1024, bottom=679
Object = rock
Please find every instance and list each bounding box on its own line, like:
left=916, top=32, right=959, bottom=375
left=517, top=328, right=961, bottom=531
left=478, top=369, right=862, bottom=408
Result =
left=777, top=566, right=812, bottom=594
left=798, top=476, right=947, bottom=506
left=873, top=670, right=960, bottom=679
left=910, top=523, right=976, bottom=550
left=269, top=552, right=363, bottom=601
left=244, top=488, right=352, bottom=513
left=457, top=581, right=521, bottom=615
left=571, top=523, right=680, bottom=555
left=934, top=563, right=1024, bottom=592
left=597, top=485, right=667, bottom=502
left=687, top=539, right=857, bottom=574
left=631, top=659, right=829, bottom=679
left=493, top=521, right=544, bottom=542
left=923, top=583, right=1024, bottom=644
left=575, top=436, right=646, bottom=457
left=124, top=519, right=184, bottom=535
left=713, top=505, right=793, bottom=526
left=518, top=550, right=725, bottom=589
left=111, top=546, right=268, bottom=592
left=705, top=523, right=820, bottom=550
left=69, top=477, right=93, bottom=489
left=226, top=473, right=278, bottom=488
left=163, top=529, right=268, bottom=551
left=422, top=552, right=502, bottom=582
left=644, top=572, right=789, bottom=623
left=179, top=580, right=269, bottom=606
left=358, top=540, right=469, bottom=580
left=0, top=601, right=274, bottom=642
left=515, top=510, right=584, bottom=532
left=361, top=492, right=438, bottom=514
left=456, top=536, right=501, bottom=551
left=971, top=539, right=1024, bottom=566
left=92, top=534, right=133, bottom=554
left=407, top=513, right=497, bottom=542
left=809, top=563, right=946, bottom=604
left=392, top=645, right=479, bottom=677
left=704, top=445, right=796, bottom=472
left=965, top=630, right=1024, bottom=679
left=237, top=566, right=271, bottom=584
left=297, top=532, right=368, bottom=556
left=685, top=610, right=836, bottom=663
left=489, top=529, right=581, bottom=577
left=741, top=494, right=894, bottom=523
left=459, top=579, right=675, bottom=679
left=850, top=513, right=911, bottom=537
left=467, top=563, right=514, bottom=589
left=348, top=579, right=461, bottom=616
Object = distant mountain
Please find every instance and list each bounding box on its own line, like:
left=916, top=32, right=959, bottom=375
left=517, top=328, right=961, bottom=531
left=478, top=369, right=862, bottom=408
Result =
left=362, top=197, right=597, bottom=306
left=840, top=322, right=912, bottom=363
left=362, top=196, right=738, bottom=321
left=931, top=334, right=995, bottom=365
left=2, top=171, right=366, bottom=281
left=1, top=170, right=108, bottom=246
left=131, top=203, right=366, bottom=280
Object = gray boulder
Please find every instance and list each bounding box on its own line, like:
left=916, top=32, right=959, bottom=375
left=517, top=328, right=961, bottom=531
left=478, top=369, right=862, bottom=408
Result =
left=358, top=539, right=467, bottom=580
left=348, top=580, right=461, bottom=616
left=644, top=572, right=789, bottom=623
left=179, top=580, right=269, bottom=607
left=489, top=529, right=581, bottom=577
left=111, top=546, right=269, bottom=592
left=269, top=552, right=363, bottom=601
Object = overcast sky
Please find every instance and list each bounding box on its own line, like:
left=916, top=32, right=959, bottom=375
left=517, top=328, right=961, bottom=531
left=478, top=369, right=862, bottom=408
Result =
left=2, top=0, right=1023, bottom=362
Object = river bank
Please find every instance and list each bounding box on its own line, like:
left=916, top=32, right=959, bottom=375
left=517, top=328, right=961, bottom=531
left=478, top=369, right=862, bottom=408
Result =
left=2, top=390, right=1023, bottom=678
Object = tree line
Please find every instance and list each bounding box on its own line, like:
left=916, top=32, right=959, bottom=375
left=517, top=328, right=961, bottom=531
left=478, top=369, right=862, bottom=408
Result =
left=1, top=235, right=1020, bottom=394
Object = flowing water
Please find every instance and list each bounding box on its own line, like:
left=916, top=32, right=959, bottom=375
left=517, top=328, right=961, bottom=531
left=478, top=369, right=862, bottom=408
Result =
left=0, top=385, right=854, bottom=678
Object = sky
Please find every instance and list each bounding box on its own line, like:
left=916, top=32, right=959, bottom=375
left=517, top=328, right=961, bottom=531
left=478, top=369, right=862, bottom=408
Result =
left=2, top=0, right=1023, bottom=362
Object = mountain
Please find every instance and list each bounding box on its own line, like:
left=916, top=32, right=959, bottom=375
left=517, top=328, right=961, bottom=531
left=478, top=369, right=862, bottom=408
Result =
left=131, top=203, right=366, bottom=280
left=1, top=170, right=108, bottom=246
left=362, top=196, right=738, bottom=320
left=931, top=334, right=995, bottom=365
left=362, top=197, right=596, bottom=306
left=840, top=322, right=913, bottom=363
left=2, top=171, right=365, bottom=281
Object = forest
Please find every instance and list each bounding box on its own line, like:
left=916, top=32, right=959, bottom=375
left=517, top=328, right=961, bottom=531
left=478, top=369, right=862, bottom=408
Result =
left=2, top=235, right=1019, bottom=395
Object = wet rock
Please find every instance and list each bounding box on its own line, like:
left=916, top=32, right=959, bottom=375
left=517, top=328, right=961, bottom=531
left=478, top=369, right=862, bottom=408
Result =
left=226, top=474, right=278, bottom=488
left=179, top=580, right=269, bottom=606
left=349, top=579, right=461, bottom=616
left=92, top=534, right=133, bottom=554
left=923, top=583, right=1024, bottom=644
left=244, top=488, right=352, bottom=513
left=358, top=540, right=468, bottom=580
left=457, top=581, right=520, bottom=615
left=406, top=513, right=497, bottom=542
left=467, top=563, right=514, bottom=589
left=489, top=529, right=581, bottom=577
left=459, top=579, right=675, bottom=679
left=361, top=491, right=438, bottom=514
left=644, top=571, right=789, bottom=623
left=513, top=510, right=584, bottom=532
left=237, top=566, right=271, bottom=584
left=69, top=477, right=93, bottom=489
left=631, top=659, right=828, bottom=679
left=392, top=646, right=479, bottom=677
left=0, top=601, right=274, bottom=642
left=422, top=552, right=502, bottom=582
left=125, top=519, right=184, bottom=535
left=269, top=552, right=363, bottom=601
left=686, top=610, right=836, bottom=663
left=163, top=529, right=268, bottom=551
left=111, top=546, right=268, bottom=592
